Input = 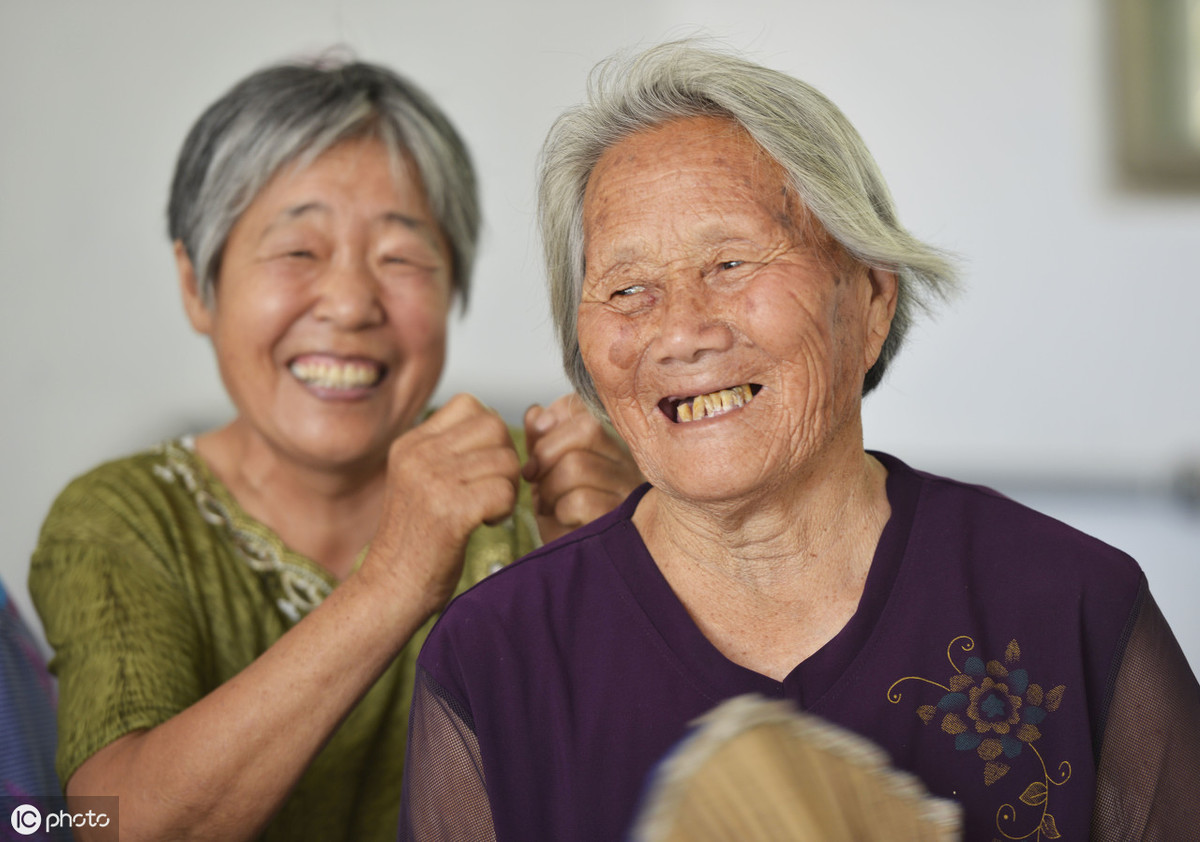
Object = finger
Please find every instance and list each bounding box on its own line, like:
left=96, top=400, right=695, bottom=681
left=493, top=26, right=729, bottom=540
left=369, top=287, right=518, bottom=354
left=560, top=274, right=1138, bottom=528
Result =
left=551, top=486, right=626, bottom=531
left=476, top=475, right=520, bottom=527
left=526, top=414, right=623, bottom=483
left=541, top=393, right=588, bottom=428
left=382, top=445, right=520, bottom=548
left=405, top=401, right=512, bottom=458
left=416, top=392, right=492, bottom=435
left=385, top=415, right=518, bottom=520
left=438, top=411, right=514, bottom=457
left=523, top=402, right=555, bottom=440
left=530, top=449, right=618, bottom=512
left=430, top=442, right=522, bottom=484
left=522, top=404, right=546, bottom=481
left=534, top=484, right=625, bottom=544
left=526, top=393, right=588, bottom=445
left=523, top=394, right=588, bottom=477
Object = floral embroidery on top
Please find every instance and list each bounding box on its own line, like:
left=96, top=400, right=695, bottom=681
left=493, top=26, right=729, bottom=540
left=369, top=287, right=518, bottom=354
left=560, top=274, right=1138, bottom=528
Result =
left=887, top=636, right=1070, bottom=841
left=154, top=438, right=333, bottom=621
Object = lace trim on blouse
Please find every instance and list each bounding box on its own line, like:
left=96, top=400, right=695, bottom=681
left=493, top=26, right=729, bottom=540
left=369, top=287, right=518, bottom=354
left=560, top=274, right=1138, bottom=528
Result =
left=151, top=436, right=333, bottom=622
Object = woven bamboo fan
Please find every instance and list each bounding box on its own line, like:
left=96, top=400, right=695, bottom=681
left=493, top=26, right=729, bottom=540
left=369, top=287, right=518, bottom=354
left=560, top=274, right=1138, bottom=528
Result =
left=629, top=695, right=962, bottom=842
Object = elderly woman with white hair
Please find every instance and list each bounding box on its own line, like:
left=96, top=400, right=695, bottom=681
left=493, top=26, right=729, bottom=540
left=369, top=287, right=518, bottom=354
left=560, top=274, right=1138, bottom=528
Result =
left=399, top=43, right=1200, bottom=841
left=30, top=59, right=640, bottom=842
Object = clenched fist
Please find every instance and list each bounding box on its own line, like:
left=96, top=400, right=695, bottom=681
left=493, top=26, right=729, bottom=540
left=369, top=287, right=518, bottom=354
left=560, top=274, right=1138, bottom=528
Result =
left=364, top=394, right=521, bottom=615
left=522, top=393, right=644, bottom=544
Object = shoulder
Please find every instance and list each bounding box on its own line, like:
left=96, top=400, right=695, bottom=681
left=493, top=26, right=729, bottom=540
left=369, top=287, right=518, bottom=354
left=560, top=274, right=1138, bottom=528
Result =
left=457, top=487, right=641, bottom=615
left=419, top=485, right=649, bottom=674
left=32, top=439, right=218, bottom=584
left=40, top=441, right=193, bottom=536
left=879, top=452, right=1143, bottom=602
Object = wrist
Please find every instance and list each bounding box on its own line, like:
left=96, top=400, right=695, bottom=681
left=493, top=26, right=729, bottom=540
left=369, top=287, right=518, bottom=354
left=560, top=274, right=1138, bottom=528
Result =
left=351, top=546, right=453, bottom=630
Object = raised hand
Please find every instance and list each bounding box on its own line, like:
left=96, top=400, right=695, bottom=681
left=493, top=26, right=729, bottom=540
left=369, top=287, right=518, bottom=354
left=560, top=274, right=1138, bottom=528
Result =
left=366, top=393, right=521, bottom=613
left=522, top=393, right=644, bottom=544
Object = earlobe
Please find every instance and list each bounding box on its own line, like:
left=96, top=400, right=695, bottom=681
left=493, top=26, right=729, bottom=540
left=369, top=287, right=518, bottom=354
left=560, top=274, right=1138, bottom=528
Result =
left=175, top=241, right=214, bottom=335
left=864, top=267, right=899, bottom=365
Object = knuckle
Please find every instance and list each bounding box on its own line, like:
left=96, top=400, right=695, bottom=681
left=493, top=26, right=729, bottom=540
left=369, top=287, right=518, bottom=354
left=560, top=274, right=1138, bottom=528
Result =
left=559, top=488, right=618, bottom=525
left=554, top=491, right=591, bottom=527
left=496, top=447, right=521, bottom=477
left=554, top=449, right=596, bottom=480
left=447, top=392, right=483, bottom=417
left=483, top=476, right=518, bottom=512
left=470, top=404, right=504, bottom=432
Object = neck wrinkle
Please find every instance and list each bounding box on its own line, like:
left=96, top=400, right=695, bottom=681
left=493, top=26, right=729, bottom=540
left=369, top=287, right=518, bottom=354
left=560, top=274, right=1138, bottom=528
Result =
left=636, top=450, right=890, bottom=596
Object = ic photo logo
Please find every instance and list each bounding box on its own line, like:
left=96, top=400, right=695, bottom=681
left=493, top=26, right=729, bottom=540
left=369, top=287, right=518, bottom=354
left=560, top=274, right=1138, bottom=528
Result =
left=10, top=804, right=41, bottom=835
left=10, top=801, right=114, bottom=836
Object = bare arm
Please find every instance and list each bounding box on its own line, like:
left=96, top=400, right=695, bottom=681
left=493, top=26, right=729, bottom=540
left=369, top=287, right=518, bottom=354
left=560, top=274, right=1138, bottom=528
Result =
left=66, top=394, right=520, bottom=842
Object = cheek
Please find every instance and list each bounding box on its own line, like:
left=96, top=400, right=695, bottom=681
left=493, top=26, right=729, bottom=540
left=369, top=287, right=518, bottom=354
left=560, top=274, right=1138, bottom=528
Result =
left=830, top=286, right=875, bottom=374
left=390, top=291, right=450, bottom=355
left=605, top=321, right=642, bottom=372
left=579, top=310, right=642, bottom=390
left=210, top=283, right=298, bottom=355
left=740, top=282, right=850, bottom=418
left=740, top=283, right=824, bottom=361
left=405, top=314, right=447, bottom=354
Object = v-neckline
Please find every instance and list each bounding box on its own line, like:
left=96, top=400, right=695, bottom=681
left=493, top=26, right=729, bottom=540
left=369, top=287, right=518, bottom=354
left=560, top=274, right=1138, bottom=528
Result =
left=601, top=453, right=921, bottom=709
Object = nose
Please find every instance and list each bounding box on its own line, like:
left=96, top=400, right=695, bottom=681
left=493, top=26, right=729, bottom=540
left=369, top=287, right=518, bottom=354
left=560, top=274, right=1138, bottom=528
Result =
left=313, top=256, right=385, bottom=329
left=652, top=282, right=734, bottom=365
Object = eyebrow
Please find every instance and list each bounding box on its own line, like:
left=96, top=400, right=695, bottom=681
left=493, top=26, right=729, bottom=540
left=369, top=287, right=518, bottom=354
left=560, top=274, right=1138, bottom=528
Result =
left=380, top=211, right=431, bottom=233
left=264, top=204, right=435, bottom=235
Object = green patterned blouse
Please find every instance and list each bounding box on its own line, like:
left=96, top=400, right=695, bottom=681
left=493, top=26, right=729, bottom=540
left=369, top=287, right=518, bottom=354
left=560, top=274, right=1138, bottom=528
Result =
left=30, top=436, right=539, bottom=841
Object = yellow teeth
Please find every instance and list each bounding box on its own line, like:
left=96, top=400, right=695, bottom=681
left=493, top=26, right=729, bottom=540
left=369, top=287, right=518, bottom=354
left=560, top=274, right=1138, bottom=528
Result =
left=676, top=384, right=753, bottom=423
left=290, top=360, right=381, bottom=390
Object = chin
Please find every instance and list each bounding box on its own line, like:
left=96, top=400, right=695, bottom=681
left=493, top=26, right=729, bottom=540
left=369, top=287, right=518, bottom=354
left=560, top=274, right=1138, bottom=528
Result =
left=648, top=463, right=776, bottom=507
left=281, top=430, right=390, bottom=474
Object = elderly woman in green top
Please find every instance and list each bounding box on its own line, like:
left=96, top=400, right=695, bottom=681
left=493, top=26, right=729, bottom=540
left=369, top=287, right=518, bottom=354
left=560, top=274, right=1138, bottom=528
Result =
left=29, top=59, right=639, bottom=842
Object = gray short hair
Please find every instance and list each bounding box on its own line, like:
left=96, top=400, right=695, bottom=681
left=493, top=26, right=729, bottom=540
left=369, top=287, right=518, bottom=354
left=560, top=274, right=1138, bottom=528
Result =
left=538, top=42, right=957, bottom=412
left=169, top=57, right=479, bottom=307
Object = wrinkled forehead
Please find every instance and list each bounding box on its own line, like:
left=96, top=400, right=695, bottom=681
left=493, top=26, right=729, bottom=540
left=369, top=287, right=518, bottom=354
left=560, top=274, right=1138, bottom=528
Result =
left=581, top=115, right=841, bottom=266
left=272, top=134, right=450, bottom=248
left=584, top=115, right=781, bottom=208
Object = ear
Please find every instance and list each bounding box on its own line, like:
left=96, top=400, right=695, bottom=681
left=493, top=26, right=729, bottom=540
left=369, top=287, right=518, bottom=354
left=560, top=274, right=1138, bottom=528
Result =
left=863, top=267, right=898, bottom=369
left=175, top=240, right=214, bottom=336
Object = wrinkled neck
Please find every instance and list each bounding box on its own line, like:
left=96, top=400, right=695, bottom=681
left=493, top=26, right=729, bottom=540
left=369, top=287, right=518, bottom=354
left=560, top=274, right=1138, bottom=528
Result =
left=636, top=450, right=889, bottom=587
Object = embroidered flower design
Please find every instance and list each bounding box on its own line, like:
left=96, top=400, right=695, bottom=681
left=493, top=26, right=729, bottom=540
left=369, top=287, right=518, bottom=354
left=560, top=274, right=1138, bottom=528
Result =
left=888, top=637, right=1071, bottom=840
left=968, top=675, right=1022, bottom=733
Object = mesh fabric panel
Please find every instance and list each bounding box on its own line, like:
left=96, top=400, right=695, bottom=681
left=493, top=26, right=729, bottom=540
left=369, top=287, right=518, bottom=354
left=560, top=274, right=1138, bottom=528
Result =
left=399, top=665, right=496, bottom=841
left=1090, top=587, right=1200, bottom=839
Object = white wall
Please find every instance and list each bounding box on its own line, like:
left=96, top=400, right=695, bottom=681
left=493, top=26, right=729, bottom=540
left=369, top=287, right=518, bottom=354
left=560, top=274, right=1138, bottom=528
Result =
left=2, top=1, right=1197, bottom=664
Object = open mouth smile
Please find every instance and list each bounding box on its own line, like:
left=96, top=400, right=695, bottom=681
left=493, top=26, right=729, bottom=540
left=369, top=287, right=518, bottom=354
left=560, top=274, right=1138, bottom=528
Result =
left=289, top=356, right=386, bottom=391
left=659, top=383, right=761, bottom=423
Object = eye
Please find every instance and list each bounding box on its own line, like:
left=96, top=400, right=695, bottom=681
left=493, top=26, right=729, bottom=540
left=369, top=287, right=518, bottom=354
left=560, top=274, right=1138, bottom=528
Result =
left=377, top=234, right=442, bottom=274
left=719, top=260, right=745, bottom=271
left=380, top=254, right=441, bottom=281
left=286, top=250, right=316, bottom=260
left=613, top=285, right=645, bottom=298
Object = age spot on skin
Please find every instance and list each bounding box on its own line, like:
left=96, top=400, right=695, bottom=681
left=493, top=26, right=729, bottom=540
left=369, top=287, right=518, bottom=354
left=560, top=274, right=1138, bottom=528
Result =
left=606, top=322, right=641, bottom=370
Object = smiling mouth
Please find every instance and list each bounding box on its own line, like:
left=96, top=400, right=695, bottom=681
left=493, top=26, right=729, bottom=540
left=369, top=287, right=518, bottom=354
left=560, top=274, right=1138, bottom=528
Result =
left=660, top=384, right=761, bottom=423
left=289, top=357, right=385, bottom=391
